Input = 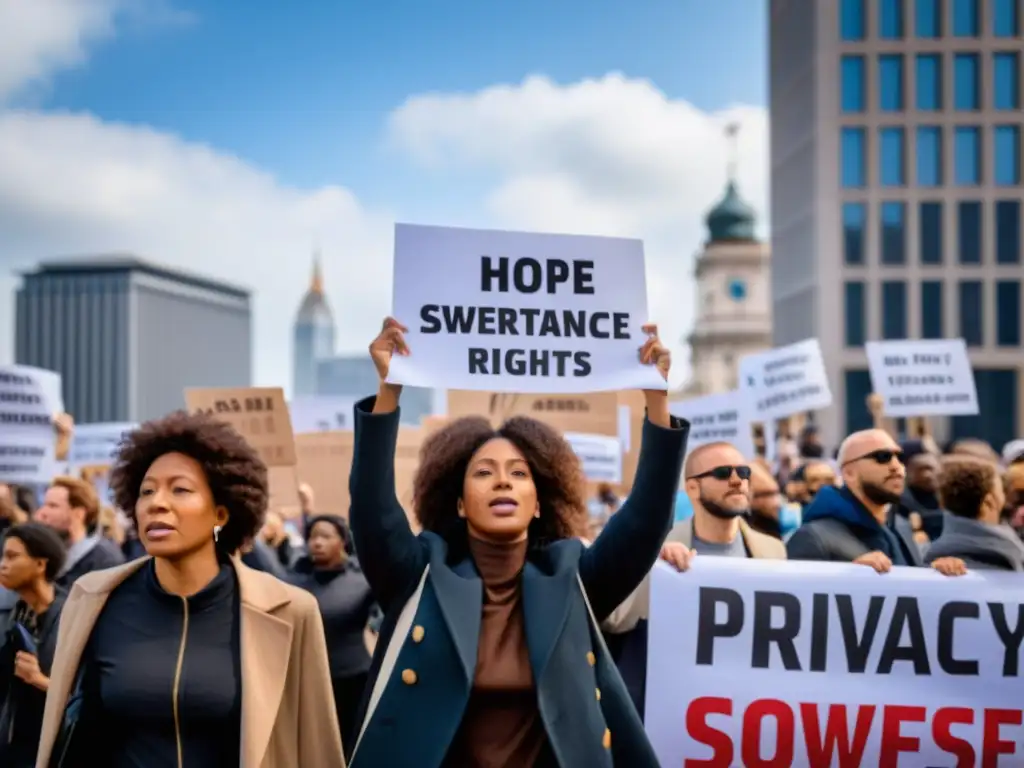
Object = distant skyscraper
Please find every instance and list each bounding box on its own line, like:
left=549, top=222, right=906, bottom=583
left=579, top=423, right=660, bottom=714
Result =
left=769, top=0, right=1024, bottom=449
left=16, top=257, right=252, bottom=423
left=292, top=255, right=336, bottom=397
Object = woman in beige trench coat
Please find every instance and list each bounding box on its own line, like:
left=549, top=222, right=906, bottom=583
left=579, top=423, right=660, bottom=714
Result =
left=35, top=411, right=345, bottom=768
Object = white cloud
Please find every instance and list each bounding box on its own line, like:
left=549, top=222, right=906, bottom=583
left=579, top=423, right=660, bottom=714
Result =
left=388, top=73, right=769, bottom=388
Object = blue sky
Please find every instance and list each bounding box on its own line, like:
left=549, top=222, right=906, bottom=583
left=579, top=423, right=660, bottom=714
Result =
left=0, top=0, right=768, bottom=389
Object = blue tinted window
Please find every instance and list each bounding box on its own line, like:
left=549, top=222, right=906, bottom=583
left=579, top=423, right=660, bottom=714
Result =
left=995, top=126, right=1021, bottom=186
left=954, top=54, right=980, bottom=110
left=880, top=128, right=906, bottom=185
left=879, top=55, right=905, bottom=111
left=958, top=201, right=983, bottom=264
left=841, top=56, right=866, bottom=112
left=881, top=202, right=906, bottom=264
left=921, top=281, right=944, bottom=339
left=916, top=55, right=943, bottom=110
left=916, top=126, right=942, bottom=186
left=997, top=200, right=1021, bottom=264
left=953, top=0, right=979, bottom=35
left=844, top=369, right=875, bottom=435
left=841, top=128, right=867, bottom=187
left=843, top=203, right=867, bottom=265
left=952, top=369, right=1019, bottom=449
left=959, top=281, right=983, bottom=345
left=841, top=0, right=866, bottom=39
left=882, top=281, right=908, bottom=339
left=879, top=0, right=905, bottom=37
left=954, top=127, right=981, bottom=185
left=994, top=53, right=1020, bottom=110
left=916, top=0, right=942, bottom=36
left=997, top=280, right=1021, bottom=346
left=845, top=282, right=866, bottom=346
left=920, top=201, right=943, bottom=264
left=993, top=0, right=1020, bottom=35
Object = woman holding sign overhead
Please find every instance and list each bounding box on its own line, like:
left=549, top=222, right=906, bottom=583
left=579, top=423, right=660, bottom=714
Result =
left=347, top=317, right=688, bottom=768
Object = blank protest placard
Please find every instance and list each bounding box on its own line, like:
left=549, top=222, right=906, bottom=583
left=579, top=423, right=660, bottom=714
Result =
left=387, top=223, right=666, bottom=394
left=865, top=338, right=979, bottom=418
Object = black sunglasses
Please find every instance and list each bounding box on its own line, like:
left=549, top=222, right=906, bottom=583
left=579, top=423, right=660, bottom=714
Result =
left=689, top=465, right=752, bottom=481
left=842, top=449, right=904, bottom=468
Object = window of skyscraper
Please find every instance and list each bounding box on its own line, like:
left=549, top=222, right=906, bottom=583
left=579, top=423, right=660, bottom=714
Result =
left=993, top=0, right=1020, bottom=36
left=881, top=202, right=907, bottom=264
left=916, top=126, right=942, bottom=186
left=879, top=0, right=905, bottom=37
left=920, top=201, right=943, bottom=264
left=954, top=126, right=981, bottom=185
left=921, top=281, right=944, bottom=339
left=916, top=54, right=943, bottom=110
left=879, top=55, right=905, bottom=111
left=959, top=281, right=983, bottom=346
left=954, top=54, right=980, bottom=110
left=915, top=0, right=942, bottom=36
left=845, top=282, right=866, bottom=346
left=845, top=370, right=875, bottom=434
left=841, top=56, right=866, bottom=112
left=882, top=281, right=908, bottom=339
left=997, top=280, right=1022, bottom=347
left=994, top=53, right=1020, bottom=110
left=997, top=200, right=1021, bottom=264
left=958, top=201, right=983, bottom=264
left=842, top=128, right=867, bottom=187
left=953, top=0, right=979, bottom=36
left=880, top=128, right=906, bottom=185
left=841, top=0, right=866, bottom=40
left=843, top=203, right=867, bottom=265
left=995, top=126, right=1021, bottom=186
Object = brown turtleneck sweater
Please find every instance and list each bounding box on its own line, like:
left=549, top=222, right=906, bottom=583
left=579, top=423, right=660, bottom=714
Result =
left=443, top=536, right=553, bottom=767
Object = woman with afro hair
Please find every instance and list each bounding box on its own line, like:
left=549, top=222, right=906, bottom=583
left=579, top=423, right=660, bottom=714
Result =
left=347, top=318, right=689, bottom=768
left=35, top=411, right=345, bottom=768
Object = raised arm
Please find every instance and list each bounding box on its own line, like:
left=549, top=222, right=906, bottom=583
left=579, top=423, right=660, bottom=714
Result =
left=578, top=325, right=689, bottom=621
left=348, top=319, right=427, bottom=610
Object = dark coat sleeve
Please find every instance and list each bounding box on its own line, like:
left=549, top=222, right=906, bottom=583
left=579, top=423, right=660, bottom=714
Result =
left=348, top=396, right=428, bottom=610
left=785, top=525, right=831, bottom=561
left=579, top=413, right=689, bottom=622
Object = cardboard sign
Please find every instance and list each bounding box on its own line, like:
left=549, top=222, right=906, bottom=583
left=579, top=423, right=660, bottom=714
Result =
left=185, top=387, right=297, bottom=467
left=446, top=390, right=619, bottom=435
left=296, top=432, right=353, bottom=518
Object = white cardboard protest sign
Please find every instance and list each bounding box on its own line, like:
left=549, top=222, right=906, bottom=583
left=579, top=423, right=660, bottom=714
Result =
left=865, top=338, right=979, bottom=418
left=670, top=390, right=755, bottom=459
left=646, top=558, right=1021, bottom=766
left=387, top=223, right=665, bottom=394
left=562, top=432, right=622, bottom=483
left=68, top=422, right=137, bottom=468
left=289, top=396, right=358, bottom=433
left=0, top=364, right=62, bottom=484
left=739, top=339, right=832, bottom=420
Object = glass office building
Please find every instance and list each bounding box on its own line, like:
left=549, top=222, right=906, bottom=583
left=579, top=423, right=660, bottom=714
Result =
left=770, top=0, right=1023, bottom=448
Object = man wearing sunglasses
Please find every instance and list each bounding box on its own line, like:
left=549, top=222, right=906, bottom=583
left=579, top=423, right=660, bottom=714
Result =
left=786, top=428, right=924, bottom=571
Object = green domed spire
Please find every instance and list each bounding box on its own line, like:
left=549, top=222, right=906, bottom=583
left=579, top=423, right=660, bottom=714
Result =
left=706, top=181, right=756, bottom=243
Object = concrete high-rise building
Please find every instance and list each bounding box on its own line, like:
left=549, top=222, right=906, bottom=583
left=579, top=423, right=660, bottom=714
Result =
left=769, top=0, right=1023, bottom=450
left=15, top=257, right=252, bottom=423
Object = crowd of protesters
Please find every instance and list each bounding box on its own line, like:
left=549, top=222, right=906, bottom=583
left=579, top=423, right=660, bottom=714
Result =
left=0, top=320, right=1022, bottom=765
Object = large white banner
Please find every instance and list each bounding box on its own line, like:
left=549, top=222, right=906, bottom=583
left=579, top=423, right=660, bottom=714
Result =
left=0, top=364, right=63, bottom=484
left=646, top=558, right=1021, bottom=766
left=388, top=223, right=665, bottom=394
left=865, top=338, right=979, bottom=418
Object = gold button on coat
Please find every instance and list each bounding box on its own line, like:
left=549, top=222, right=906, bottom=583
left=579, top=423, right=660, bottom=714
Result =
left=401, top=669, right=417, bottom=685
left=602, top=729, right=612, bottom=749
left=595, top=688, right=601, bottom=701
left=411, top=625, right=425, bottom=643
left=586, top=651, right=596, bottom=666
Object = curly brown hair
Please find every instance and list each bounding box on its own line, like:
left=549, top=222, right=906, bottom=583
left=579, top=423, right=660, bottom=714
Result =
left=109, top=410, right=269, bottom=554
left=938, top=455, right=998, bottom=519
left=413, top=415, right=588, bottom=551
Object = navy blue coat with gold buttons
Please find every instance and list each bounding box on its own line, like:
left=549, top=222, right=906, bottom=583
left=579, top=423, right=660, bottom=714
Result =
left=347, top=396, right=688, bottom=767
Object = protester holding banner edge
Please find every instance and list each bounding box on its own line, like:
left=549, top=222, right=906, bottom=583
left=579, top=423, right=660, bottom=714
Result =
left=346, top=316, right=688, bottom=767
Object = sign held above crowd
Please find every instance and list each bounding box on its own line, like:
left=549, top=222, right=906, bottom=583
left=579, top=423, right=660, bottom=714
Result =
left=387, top=223, right=665, bottom=393
left=866, top=338, right=979, bottom=418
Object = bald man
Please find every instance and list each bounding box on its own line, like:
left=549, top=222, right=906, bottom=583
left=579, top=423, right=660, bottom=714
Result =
left=786, top=428, right=923, bottom=569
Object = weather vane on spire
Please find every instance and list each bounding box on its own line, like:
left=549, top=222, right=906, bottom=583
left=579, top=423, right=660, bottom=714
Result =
left=725, top=122, right=740, bottom=182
